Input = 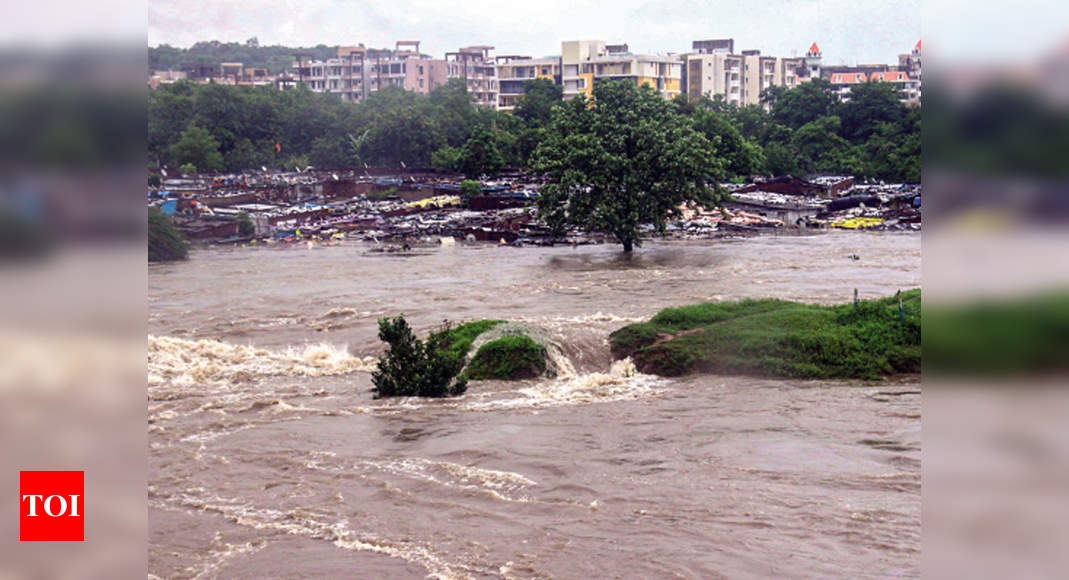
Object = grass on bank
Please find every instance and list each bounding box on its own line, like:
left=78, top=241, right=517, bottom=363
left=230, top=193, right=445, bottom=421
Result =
left=610, top=290, right=921, bottom=379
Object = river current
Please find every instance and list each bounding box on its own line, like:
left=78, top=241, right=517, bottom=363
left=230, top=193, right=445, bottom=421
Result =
left=148, top=232, right=920, bottom=578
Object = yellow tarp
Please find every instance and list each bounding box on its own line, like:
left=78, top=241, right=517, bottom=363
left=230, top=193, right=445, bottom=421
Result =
left=832, top=217, right=885, bottom=229
left=407, top=195, right=461, bottom=209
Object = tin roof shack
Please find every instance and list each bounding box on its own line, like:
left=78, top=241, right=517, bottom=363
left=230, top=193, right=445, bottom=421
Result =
left=160, top=178, right=209, bottom=195
left=196, top=191, right=260, bottom=207
left=725, top=191, right=827, bottom=227
left=735, top=176, right=825, bottom=197
left=174, top=216, right=240, bottom=239
left=468, top=196, right=530, bottom=210
left=807, top=175, right=855, bottom=197
left=323, top=179, right=372, bottom=199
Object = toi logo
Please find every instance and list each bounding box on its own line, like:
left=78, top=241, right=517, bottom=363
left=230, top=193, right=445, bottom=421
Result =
left=19, top=471, right=84, bottom=541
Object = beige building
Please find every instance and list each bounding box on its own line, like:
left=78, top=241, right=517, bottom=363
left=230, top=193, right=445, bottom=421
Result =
left=897, top=40, right=922, bottom=105
left=495, top=56, right=561, bottom=110
left=445, top=46, right=498, bottom=108
left=683, top=39, right=815, bottom=107
left=561, top=40, right=682, bottom=101
left=294, top=42, right=429, bottom=101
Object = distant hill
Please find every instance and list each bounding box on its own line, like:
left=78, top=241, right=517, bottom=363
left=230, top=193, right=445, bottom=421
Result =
left=149, top=41, right=338, bottom=75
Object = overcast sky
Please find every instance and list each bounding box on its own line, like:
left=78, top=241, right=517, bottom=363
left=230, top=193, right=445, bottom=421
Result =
left=148, top=0, right=924, bottom=66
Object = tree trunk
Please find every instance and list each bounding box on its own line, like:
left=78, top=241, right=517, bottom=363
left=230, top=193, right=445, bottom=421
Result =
left=622, top=239, right=633, bottom=253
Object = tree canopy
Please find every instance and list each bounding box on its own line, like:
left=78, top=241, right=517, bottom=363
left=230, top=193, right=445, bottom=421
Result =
left=148, top=73, right=920, bottom=183
left=531, top=80, right=726, bottom=252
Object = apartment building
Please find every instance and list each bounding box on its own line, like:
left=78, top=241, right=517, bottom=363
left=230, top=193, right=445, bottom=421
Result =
left=445, top=46, right=498, bottom=108
left=293, top=41, right=429, bottom=101
left=824, top=41, right=922, bottom=104
left=897, top=40, right=922, bottom=104
left=560, top=40, right=682, bottom=101
left=683, top=39, right=814, bottom=107
left=495, top=55, right=561, bottom=110
left=828, top=69, right=916, bottom=102
left=148, top=69, right=187, bottom=89
left=148, top=64, right=282, bottom=90
left=404, top=57, right=449, bottom=93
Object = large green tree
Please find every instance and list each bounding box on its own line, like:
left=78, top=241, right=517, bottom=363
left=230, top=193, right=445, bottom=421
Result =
left=169, top=124, right=224, bottom=172
left=837, top=81, right=906, bottom=143
left=513, top=78, right=563, bottom=126
left=791, top=116, right=862, bottom=175
left=770, top=78, right=838, bottom=130
left=456, top=128, right=505, bottom=178
left=532, top=80, right=725, bottom=253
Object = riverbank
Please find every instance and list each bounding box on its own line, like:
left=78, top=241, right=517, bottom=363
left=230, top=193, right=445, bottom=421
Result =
left=611, top=290, right=920, bottom=379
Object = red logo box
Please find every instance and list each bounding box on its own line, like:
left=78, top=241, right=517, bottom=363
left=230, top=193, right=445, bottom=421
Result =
left=19, top=471, right=84, bottom=541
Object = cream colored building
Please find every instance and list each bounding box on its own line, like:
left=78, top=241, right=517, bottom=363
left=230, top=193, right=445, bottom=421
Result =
left=683, top=39, right=814, bottom=107
left=561, top=40, right=682, bottom=101
left=495, top=56, right=561, bottom=110
left=445, top=46, right=498, bottom=108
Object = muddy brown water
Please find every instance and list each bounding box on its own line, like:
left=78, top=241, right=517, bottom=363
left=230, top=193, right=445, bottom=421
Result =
left=148, top=232, right=920, bottom=579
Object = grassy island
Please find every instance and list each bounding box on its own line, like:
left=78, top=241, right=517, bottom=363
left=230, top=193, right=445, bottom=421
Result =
left=610, top=290, right=921, bottom=379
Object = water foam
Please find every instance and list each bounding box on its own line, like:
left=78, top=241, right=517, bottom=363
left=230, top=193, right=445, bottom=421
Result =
left=463, top=358, right=663, bottom=411
left=154, top=491, right=481, bottom=579
left=148, top=335, right=376, bottom=390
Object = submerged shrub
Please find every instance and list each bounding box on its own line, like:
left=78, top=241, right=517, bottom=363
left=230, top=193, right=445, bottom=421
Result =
left=371, top=315, right=468, bottom=398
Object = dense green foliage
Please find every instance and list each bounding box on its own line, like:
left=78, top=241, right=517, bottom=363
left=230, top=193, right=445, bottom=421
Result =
left=148, top=79, right=522, bottom=172
left=371, top=316, right=472, bottom=398
left=148, top=206, right=189, bottom=262
left=466, top=335, right=548, bottom=380
left=532, top=81, right=726, bottom=252
left=150, top=41, right=336, bottom=75
left=148, top=72, right=918, bottom=183
left=459, top=180, right=482, bottom=196
left=924, top=292, right=1069, bottom=375
left=170, top=125, right=224, bottom=172
left=610, top=290, right=921, bottom=379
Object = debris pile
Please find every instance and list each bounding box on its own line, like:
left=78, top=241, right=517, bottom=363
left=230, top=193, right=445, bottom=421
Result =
left=147, top=169, right=921, bottom=245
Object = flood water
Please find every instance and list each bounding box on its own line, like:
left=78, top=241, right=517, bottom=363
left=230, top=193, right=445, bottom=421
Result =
left=148, top=232, right=920, bottom=579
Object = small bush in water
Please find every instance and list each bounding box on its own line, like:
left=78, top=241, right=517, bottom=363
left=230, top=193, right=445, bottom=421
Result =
left=372, top=315, right=468, bottom=398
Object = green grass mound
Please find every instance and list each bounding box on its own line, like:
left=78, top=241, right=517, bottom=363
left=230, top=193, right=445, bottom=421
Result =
left=610, top=290, right=920, bottom=379
left=440, top=319, right=505, bottom=362
left=465, top=335, right=548, bottom=380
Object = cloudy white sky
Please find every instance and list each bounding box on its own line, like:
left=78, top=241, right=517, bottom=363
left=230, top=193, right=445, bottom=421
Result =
left=149, top=0, right=925, bottom=66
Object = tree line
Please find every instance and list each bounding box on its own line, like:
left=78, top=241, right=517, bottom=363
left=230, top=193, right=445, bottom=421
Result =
left=149, top=76, right=919, bottom=183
